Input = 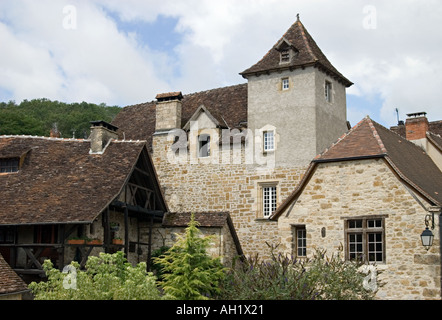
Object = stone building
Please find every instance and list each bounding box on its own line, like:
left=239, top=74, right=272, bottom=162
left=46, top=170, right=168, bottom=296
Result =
left=112, top=17, right=353, bottom=259
left=271, top=116, right=442, bottom=299
left=112, top=16, right=442, bottom=299
left=0, top=121, right=242, bottom=282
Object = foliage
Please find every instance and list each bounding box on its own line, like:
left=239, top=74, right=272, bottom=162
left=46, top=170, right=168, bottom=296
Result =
left=217, top=244, right=379, bottom=300
left=154, top=213, right=226, bottom=300
left=0, top=98, right=120, bottom=138
left=28, top=251, right=162, bottom=300
left=151, top=246, right=171, bottom=281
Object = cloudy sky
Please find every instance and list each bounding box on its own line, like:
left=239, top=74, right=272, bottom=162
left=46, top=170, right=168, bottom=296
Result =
left=1, top=0, right=441, bottom=128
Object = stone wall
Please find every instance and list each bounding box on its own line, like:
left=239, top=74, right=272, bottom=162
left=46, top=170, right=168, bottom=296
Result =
left=276, top=158, right=441, bottom=300
left=152, top=133, right=306, bottom=259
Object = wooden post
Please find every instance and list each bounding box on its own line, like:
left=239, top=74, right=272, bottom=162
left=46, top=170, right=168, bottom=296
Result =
left=103, top=207, right=111, bottom=253
left=124, top=206, right=129, bottom=256
left=146, top=216, right=153, bottom=271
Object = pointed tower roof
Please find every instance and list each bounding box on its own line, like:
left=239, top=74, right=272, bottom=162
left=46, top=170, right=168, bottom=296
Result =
left=240, top=17, right=353, bottom=87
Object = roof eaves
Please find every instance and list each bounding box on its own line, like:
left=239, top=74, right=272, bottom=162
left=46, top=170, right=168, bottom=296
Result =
left=383, top=156, right=441, bottom=207
left=270, top=162, right=317, bottom=220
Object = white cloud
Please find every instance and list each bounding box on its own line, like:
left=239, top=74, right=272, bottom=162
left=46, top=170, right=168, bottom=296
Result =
left=1, top=0, right=442, bottom=127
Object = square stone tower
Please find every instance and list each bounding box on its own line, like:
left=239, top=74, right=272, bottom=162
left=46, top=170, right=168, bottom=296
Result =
left=240, top=16, right=353, bottom=167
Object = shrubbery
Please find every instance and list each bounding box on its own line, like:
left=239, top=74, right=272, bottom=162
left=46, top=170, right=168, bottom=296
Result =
left=29, top=251, right=162, bottom=300
left=29, top=220, right=378, bottom=300
left=216, top=244, right=378, bottom=300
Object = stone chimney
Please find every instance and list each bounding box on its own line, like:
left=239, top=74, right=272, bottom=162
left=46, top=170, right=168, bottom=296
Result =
left=405, top=112, right=429, bottom=141
left=155, top=92, right=183, bottom=132
left=89, top=120, right=119, bottom=154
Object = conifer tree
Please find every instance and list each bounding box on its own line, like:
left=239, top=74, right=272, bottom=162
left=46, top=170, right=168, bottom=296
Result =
left=155, top=213, right=226, bottom=300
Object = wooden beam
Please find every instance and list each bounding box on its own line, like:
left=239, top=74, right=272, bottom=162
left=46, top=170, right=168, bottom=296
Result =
left=124, top=206, right=129, bottom=256
left=103, top=207, right=111, bottom=252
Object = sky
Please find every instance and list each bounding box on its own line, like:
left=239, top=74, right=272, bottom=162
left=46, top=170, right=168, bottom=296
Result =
left=1, top=0, right=442, bottom=128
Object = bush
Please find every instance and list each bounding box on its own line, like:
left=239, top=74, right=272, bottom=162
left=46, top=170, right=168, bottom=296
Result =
left=154, top=213, right=226, bottom=300
left=29, top=251, right=162, bottom=300
left=217, top=244, right=379, bottom=300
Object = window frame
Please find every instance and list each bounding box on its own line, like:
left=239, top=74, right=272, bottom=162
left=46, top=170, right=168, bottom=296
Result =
left=292, top=225, right=307, bottom=258
left=0, top=158, right=19, bottom=173
left=198, top=134, right=211, bottom=158
left=282, top=78, right=290, bottom=91
left=325, top=80, right=332, bottom=103
left=344, top=216, right=386, bottom=264
left=280, top=50, right=290, bottom=64
left=263, top=130, right=275, bottom=152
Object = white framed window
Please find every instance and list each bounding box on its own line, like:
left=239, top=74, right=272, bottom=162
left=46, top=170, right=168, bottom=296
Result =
left=282, top=78, right=290, bottom=90
left=262, top=185, right=277, bottom=218
left=325, top=81, right=332, bottom=103
left=263, top=131, right=275, bottom=152
left=198, top=134, right=210, bottom=158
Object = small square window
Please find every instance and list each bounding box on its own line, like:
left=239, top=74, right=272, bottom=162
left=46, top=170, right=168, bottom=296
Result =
left=263, top=131, right=275, bottom=152
left=282, top=78, right=290, bottom=90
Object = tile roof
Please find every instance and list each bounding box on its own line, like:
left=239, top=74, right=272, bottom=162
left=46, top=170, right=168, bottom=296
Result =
left=0, top=253, right=28, bottom=296
left=390, top=119, right=442, bottom=138
left=162, top=212, right=230, bottom=228
left=272, top=116, right=442, bottom=219
left=112, top=84, right=248, bottom=148
left=162, top=212, right=244, bottom=257
left=0, top=136, right=146, bottom=225
left=240, top=18, right=353, bottom=87
left=427, top=132, right=442, bottom=152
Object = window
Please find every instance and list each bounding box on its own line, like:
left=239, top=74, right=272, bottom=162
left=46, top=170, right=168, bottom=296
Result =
left=282, top=78, right=290, bottom=90
left=325, top=81, right=332, bottom=103
left=280, top=50, right=290, bottom=63
left=292, top=226, right=307, bottom=257
left=0, top=158, right=19, bottom=173
left=263, top=131, right=275, bottom=152
left=0, top=227, right=14, bottom=244
left=198, top=134, right=210, bottom=158
left=263, top=185, right=277, bottom=218
left=345, top=217, right=385, bottom=263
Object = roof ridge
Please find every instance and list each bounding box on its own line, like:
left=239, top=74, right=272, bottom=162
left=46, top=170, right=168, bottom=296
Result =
left=0, top=135, right=89, bottom=142
left=366, top=118, right=388, bottom=154
left=297, top=20, right=318, bottom=62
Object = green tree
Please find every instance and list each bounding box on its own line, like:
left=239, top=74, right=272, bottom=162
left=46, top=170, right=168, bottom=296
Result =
left=29, top=251, right=162, bottom=300
left=154, top=213, right=226, bottom=300
left=0, top=98, right=121, bottom=137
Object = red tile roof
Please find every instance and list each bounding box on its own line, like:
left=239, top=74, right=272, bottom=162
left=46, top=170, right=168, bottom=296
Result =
left=0, top=136, right=147, bottom=225
left=112, top=84, right=248, bottom=149
left=0, top=253, right=28, bottom=296
left=240, top=19, right=353, bottom=87
left=272, top=117, right=442, bottom=219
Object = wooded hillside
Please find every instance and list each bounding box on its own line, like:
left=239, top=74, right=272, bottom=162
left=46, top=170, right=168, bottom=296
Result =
left=0, top=99, right=121, bottom=138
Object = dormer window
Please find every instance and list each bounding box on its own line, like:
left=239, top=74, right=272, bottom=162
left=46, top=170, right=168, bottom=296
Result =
left=280, top=50, right=290, bottom=63
left=198, top=134, right=211, bottom=158
left=276, top=39, right=298, bottom=65
left=0, top=158, right=19, bottom=173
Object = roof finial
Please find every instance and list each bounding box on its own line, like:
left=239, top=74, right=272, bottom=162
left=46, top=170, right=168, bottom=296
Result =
left=297, top=13, right=300, bottom=21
